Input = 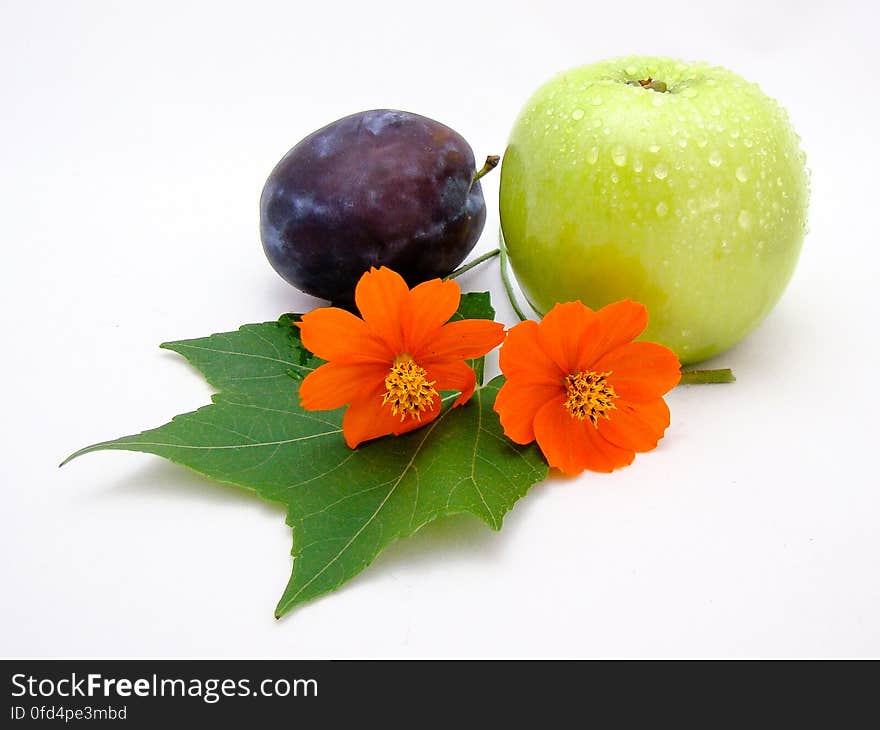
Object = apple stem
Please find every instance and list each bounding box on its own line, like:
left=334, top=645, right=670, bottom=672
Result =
left=628, top=77, right=668, bottom=93
left=446, top=248, right=500, bottom=280
left=473, top=155, right=501, bottom=184
left=678, top=368, right=736, bottom=385
left=498, top=230, right=529, bottom=322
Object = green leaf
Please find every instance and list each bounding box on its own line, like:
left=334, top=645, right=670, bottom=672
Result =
left=64, top=294, right=548, bottom=616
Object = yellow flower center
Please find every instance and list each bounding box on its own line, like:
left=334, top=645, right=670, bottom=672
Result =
left=564, top=371, right=618, bottom=427
left=382, top=355, right=439, bottom=422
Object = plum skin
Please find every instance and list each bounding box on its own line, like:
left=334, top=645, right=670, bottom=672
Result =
left=260, top=109, right=486, bottom=305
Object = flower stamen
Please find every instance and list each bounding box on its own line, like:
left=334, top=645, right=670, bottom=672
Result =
left=382, top=356, right=439, bottom=422
left=564, top=371, right=618, bottom=427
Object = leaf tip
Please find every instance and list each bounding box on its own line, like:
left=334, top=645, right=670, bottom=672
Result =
left=59, top=450, right=82, bottom=468
left=58, top=440, right=115, bottom=468
left=277, top=313, right=303, bottom=328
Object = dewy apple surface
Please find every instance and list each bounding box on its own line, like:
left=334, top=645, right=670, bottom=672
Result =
left=500, top=56, right=809, bottom=365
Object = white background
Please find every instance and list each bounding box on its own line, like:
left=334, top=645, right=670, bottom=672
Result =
left=2, top=0, right=878, bottom=658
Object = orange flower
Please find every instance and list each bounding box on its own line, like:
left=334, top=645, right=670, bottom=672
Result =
left=298, top=267, right=506, bottom=448
left=494, top=300, right=681, bottom=475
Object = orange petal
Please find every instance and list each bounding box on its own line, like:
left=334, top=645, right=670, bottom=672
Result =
left=595, top=342, right=682, bottom=401
left=536, top=301, right=601, bottom=374
left=498, top=319, right=563, bottom=385
left=598, top=398, right=670, bottom=453
left=533, top=398, right=635, bottom=475
left=299, top=361, right=388, bottom=411
left=342, top=388, right=440, bottom=448
left=423, top=359, right=476, bottom=407
left=582, top=424, right=637, bottom=472
left=298, top=306, right=393, bottom=363
left=402, top=278, right=462, bottom=355
left=494, top=378, right=563, bottom=444
left=419, top=318, right=505, bottom=363
left=584, top=300, right=649, bottom=367
left=354, top=267, right=409, bottom=352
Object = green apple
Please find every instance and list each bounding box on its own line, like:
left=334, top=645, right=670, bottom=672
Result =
left=499, top=56, right=809, bottom=364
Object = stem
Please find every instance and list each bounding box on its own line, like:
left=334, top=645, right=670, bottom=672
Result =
left=678, top=368, right=736, bottom=385
left=498, top=230, right=528, bottom=322
left=628, top=77, right=668, bottom=93
left=473, top=155, right=501, bottom=184
left=446, top=248, right=500, bottom=279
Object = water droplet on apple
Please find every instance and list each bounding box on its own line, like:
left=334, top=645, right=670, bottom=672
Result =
left=677, top=138, right=688, bottom=148
left=611, top=172, right=620, bottom=183
left=777, top=176, right=784, bottom=186
left=735, top=166, right=749, bottom=183
left=738, top=210, right=752, bottom=229
left=656, top=201, right=669, bottom=216
left=648, top=143, right=661, bottom=154
left=591, top=94, right=603, bottom=106
left=709, top=151, right=723, bottom=167
left=653, top=163, right=668, bottom=180
left=633, top=159, right=644, bottom=173
left=587, top=146, right=599, bottom=165
left=713, top=212, right=722, bottom=223
left=571, top=108, right=584, bottom=121
left=612, top=146, right=627, bottom=166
